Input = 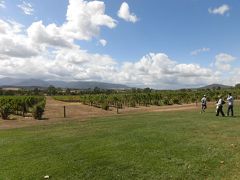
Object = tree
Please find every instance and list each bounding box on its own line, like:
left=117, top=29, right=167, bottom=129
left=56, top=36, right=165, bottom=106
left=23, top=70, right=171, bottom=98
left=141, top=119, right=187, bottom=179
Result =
left=33, top=88, right=40, bottom=95
left=235, top=84, right=240, bottom=89
left=47, top=85, right=57, bottom=96
left=93, top=87, right=101, bottom=94
left=65, top=88, right=71, bottom=95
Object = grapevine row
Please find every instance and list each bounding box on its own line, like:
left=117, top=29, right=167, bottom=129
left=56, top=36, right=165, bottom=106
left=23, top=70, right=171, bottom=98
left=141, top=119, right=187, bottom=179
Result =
left=53, top=89, right=240, bottom=110
left=0, top=96, right=46, bottom=120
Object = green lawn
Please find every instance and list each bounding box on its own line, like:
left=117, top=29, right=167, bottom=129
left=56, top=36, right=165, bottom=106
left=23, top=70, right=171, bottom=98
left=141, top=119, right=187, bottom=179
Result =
left=1, top=108, right=240, bottom=179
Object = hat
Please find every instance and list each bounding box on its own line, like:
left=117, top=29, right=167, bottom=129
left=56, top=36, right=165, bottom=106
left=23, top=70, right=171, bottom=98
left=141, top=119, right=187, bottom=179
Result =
left=204, top=95, right=206, bottom=97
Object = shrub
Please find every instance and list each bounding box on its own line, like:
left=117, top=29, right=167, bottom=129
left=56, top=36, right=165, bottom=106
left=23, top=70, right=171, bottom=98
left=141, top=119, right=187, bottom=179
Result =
left=32, top=101, right=45, bottom=120
left=101, top=102, right=109, bottom=110
left=173, top=98, right=181, bottom=105
left=0, top=103, right=12, bottom=120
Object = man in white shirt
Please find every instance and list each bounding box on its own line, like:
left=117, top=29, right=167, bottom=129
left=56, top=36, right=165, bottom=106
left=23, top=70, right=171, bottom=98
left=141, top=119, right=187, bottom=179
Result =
left=201, top=95, right=207, bottom=113
left=216, top=95, right=225, bottom=117
left=227, top=93, right=234, bottom=116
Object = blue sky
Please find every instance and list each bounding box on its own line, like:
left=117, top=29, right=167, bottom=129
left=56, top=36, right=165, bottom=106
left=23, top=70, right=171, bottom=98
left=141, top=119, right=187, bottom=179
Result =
left=0, top=0, right=239, bottom=89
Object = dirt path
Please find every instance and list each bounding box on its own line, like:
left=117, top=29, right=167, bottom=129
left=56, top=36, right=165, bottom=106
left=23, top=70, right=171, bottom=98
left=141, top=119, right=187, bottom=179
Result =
left=0, top=97, right=201, bottom=130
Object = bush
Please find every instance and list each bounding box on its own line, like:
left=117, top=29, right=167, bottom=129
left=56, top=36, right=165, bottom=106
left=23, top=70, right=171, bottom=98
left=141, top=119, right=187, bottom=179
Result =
left=173, top=98, right=181, bottom=105
left=130, top=101, right=136, bottom=107
left=0, top=103, right=12, bottom=120
left=101, top=102, right=109, bottom=110
left=32, top=101, right=45, bottom=120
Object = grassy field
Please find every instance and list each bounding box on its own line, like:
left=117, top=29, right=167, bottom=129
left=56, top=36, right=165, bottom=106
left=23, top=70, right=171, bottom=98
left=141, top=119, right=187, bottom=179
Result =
left=1, top=107, right=240, bottom=179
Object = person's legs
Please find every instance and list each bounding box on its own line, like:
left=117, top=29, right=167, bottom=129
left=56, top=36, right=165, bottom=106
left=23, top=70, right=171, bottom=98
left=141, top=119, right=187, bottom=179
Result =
left=216, top=107, right=220, bottom=116
left=227, top=105, right=230, bottom=116
left=220, top=106, right=225, bottom=117
left=230, top=105, right=234, bottom=116
left=201, top=104, right=205, bottom=113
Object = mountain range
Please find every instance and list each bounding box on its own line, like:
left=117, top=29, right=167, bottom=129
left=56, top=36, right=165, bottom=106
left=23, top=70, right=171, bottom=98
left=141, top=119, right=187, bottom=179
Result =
left=0, top=77, right=129, bottom=90
left=0, top=77, right=234, bottom=90
left=198, top=84, right=233, bottom=89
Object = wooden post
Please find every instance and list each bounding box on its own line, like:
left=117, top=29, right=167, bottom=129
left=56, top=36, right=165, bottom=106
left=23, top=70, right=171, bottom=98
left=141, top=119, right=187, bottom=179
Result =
left=64, top=106, right=66, bottom=118
left=117, top=106, right=119, bottom=114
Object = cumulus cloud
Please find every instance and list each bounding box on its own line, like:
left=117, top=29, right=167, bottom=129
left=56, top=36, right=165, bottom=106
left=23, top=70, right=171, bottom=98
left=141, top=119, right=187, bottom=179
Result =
left=27, top=21, right=74, bottom=48
left=0, top=43, right=220, bottom=88
left=116, top=53, right=218, bottom=88
left=0, top=19, right=223, bottom=89
left=99, top=39, right=107, bottom=47
left=18, top=1, right=34, bottom=15
left=62, top=0, right=117, bottom=40
left=25, top=0, right=117, bottom=47
left=214, top=53, right=236, bottom=71
left=118, top=2, right=138, bottom=23
left=0, top=0, right=234, bottom=89
left=208, top=4, right=230, bottom=16
left=0, top=0, right=117, bottom=53
left=191, top=48, right=210, bottom=56
left=0, top=0, right=5, bottom=8
left=0, top=20, right=39, bottom=58
left=0, top=19, right=23, bottom=34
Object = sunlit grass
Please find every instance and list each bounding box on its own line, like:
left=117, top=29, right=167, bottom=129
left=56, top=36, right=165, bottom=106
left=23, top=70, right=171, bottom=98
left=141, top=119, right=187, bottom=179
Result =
left=1, top=107, right=240, bottom=179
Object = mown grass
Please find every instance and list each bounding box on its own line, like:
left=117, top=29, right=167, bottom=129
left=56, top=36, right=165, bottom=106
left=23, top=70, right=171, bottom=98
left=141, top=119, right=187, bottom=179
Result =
left=1, top=107, right=240, bottom=179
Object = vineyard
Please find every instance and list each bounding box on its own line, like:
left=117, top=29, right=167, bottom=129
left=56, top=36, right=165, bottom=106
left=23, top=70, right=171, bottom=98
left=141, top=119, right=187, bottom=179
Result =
left=53, top=88, right=240, bottom=110
left=0, top=96, right=46, bottom=120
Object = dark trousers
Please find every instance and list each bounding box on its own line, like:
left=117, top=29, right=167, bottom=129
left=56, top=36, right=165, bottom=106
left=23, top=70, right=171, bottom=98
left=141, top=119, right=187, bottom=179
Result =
left=227, top=105, right=234, bottom=116
left=216, top=105, right=225, bottom=116
left=201, top=104, right=206, bottom=112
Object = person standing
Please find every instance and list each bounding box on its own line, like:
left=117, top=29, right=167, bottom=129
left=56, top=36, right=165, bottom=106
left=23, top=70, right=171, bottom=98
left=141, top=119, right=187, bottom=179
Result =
left=227, top=93, right=234, bottom=116
left=216, top=95, right=225, bottom=117
left=201, top=95, right=207, bottom=113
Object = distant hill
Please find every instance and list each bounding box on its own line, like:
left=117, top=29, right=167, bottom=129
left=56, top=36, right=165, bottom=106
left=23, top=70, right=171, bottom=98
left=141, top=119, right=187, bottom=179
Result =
left=199, top=84, right=233, bottom=89
left=0, top=78, right=129, bottom=90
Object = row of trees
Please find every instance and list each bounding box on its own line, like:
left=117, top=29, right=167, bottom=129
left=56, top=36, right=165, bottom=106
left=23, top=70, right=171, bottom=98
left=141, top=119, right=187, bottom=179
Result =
left=0, top=96, right=46, bottom=120
left=53, top=88, right=240, bottom=111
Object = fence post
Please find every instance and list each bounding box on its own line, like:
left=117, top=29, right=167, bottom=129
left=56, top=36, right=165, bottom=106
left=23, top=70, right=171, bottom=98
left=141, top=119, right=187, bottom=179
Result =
left=64, top=106, right=66, bottom=118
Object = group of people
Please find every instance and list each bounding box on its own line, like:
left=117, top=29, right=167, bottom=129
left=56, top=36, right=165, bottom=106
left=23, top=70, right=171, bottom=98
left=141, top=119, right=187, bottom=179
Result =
left=201, top=93, right=234, bottom=117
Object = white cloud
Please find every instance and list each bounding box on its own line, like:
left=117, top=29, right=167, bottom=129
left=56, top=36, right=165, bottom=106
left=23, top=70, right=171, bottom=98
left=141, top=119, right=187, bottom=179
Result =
left=27, top=21, right=74, bottom=48
left=25, top=0, right=117, bottom=46
left=18, top=1, right=34, bottom=15
left=0, top=40, right=220, bottom=88
left=99, top=39, right=107, bottom=47
left=214, top=53, right=236, bottom=71
left=62, top=0, right=117, bottom=41
left=0, top=0, right=118, bottom=58
left=118, top=2, right=138, bottom=23
left=0, top=1, right=236, bottom=89
left=0, top=20, right=39, bottom=58
left=0, top=19, right=23, bottom=34
left=0, top=19, right=223, bottom=89
left=0, top=0, right=5, bottom=8
left=208, top=4, right=230, bottom=16
left=116, top=53, right=218, bottom=88
left=191, top=48, right=210, bottom=56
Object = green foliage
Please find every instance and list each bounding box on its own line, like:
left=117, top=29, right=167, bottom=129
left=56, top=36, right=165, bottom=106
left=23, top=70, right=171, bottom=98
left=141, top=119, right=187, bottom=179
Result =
left=32, top=100, right=46, bottom=120
left=53, top=96, right=81, bottom=102
left=0, top=103, right=13, bottom=120
left=53, top=88, right=240, bottom=110
left=101, top=102, right=109, bottom=110
left=0, top=96, right=46, bottom=120
left=47, top=85, right=57, bottom=96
